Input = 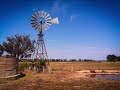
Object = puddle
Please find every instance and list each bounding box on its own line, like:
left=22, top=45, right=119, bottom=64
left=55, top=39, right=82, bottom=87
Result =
left=89, top=74, right=120, bottom=80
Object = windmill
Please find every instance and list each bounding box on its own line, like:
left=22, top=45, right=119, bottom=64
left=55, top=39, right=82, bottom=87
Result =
left=31, top=11, right=59, bottom=66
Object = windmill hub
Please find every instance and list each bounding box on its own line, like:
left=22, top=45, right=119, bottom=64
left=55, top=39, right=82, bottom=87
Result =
left=38, top=18, right=45, bottom=24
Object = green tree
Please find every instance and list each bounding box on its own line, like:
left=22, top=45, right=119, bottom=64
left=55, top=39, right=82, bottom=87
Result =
left=107, top=54, right=117, bottom=62
left=0, top=34, right=35, bottom=59
left=0, top=45, right=4, bottom=56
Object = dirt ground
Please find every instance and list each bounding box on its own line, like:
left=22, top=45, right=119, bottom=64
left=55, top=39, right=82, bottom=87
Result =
left=0, top=70, right=120, bottom=90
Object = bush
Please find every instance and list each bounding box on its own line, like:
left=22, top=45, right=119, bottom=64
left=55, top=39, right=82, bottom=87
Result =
left=39, top=59, right=46, bottom=67
left=19, top=62, right=31, bottom=71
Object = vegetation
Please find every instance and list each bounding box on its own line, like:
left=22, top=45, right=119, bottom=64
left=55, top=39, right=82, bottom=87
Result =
left=1, top=62, right=120, bottom=90
left=49, top=59, right=97, bottom=62
left=19, top=62, right=31, bottom=71
left=107, top=54, right=120, bottom=62
left=19, top=61, right=120, bottom=72
left=0, top=34, right=35, bottom=59
left=34, top=59, right=46, bottom=67
left=50, top=62, right=120, bottom=71
left=19, top=59, right=46, bottom=72
left=39, top=59, right=46, bottom=67
left=0, top=45, right=4, bottom=56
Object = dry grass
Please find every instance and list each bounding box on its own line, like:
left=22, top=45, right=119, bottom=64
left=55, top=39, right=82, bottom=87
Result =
left=0, top=71, right=120, bottom=90
left=0, top=62, right=120, bottom=90
left=50, top=62, right=120, bottom=71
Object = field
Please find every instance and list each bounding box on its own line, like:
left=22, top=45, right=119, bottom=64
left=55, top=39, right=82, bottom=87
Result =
left=0, top=62, right=120, bottom=90
left=50, top=62, right=120, bottom=70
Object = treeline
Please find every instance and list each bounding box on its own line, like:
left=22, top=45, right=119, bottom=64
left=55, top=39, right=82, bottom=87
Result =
left=48, top=59, right=97, bottom=62
left=107, top=54, right=120, bottom=62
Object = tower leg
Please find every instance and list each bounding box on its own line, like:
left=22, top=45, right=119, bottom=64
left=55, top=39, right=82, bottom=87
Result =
left=32, top=31, right=49, bottom=72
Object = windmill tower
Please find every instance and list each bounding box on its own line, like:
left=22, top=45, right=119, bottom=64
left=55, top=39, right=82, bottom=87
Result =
left=31, top=11, right=59, bottom=65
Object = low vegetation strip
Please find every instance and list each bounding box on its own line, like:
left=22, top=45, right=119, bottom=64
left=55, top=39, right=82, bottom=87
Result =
left=50, top=62, right=120, bottom=71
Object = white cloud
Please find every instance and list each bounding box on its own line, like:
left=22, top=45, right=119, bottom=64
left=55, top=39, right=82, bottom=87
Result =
left=51, top=0, right=70, bottom=16
left=70, top=14, right=80, bottom=22
left=51, top=0, right=59, bottom=13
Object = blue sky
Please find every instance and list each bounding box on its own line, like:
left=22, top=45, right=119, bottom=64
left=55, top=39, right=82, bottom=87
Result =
left=0, top=0, right=120, bottom=60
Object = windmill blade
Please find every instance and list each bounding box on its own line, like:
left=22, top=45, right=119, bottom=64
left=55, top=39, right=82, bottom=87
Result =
left=31, top=22, right=38, bottom=25
left=41, top=11, right=44, bottom=17
left=32, top=14, right=38, bottom=19
left=31, top=19, right=38, bottom=23
left=44, top=25, right=47, bottom=30
left=38, top=11, right=42, bottom=17
left=43, top=12, right=47, bottom=18
left=46, top=17, right=59, bottom=24
left=36, top=11, right=39, bottom=18
left=32, top=23, right=38, bottom=29
left=31, top=19, right=37, bottom=22
left=35, top=24, right=39, bottom=30
left=45, top=13, right=50, bottom=19
left=45, top=22, right=52, bottom=27
left=46, top=23, right=51, bottom=28
left=44, top=24, right=50, bottom=30
left=34, top=12, right=39, bottom=19
left=42, top=24, right=45, bottom=30
left=31, top=21, right=38, bottom=24
left=35, top=12, right=39, bottom=18
left=42, top=24, right=48, bottom=30
left=42, top=11, right=46, bottom=18
left=31, top=22, right=38, bottom=26
left=45, top=16, right=51, bottom=20
left=31, top=15, right=37, bottom=20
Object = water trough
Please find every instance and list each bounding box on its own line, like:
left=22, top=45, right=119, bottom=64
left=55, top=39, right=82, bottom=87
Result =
left=0, top=56, right=20, bottom=80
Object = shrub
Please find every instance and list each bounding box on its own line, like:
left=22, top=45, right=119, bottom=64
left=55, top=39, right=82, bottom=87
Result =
left=19, top=62, right=31, bottom=71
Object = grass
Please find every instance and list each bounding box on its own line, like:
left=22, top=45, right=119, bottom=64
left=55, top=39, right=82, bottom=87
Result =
left=0, top=62, right=120, bottom=90
left=50, top=62, right=120, bottom=71
left=0, top=70, right=120, bottom=90
left=19, top=62, right=120, bottom=71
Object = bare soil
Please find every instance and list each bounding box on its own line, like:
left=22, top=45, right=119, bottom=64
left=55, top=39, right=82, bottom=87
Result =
left=0, top=70, right=120, bottom=90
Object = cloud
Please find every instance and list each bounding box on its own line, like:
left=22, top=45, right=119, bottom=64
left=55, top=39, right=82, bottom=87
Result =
left=51, top=0, right=59, bottom=13
left=70, top=14, right=80, bottom=22
left=51, top=0, right=70, bottom=16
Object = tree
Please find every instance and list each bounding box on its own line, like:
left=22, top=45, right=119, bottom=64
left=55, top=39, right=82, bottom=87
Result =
left=0, top=34, right=35, bottom=59
left=116, top=56, right=120, bottom=61
left=107, top=54, right=117, bottom=62
left=79, top=59, right=81, bottom=62
left=0, top=44, right=4, bottom=56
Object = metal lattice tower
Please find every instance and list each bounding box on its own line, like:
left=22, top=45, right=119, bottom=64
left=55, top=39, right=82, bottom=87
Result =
left=33, top=25, right=48, bottom=61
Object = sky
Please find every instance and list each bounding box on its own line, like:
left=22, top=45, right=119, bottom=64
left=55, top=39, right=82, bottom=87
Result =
left=0, top=0, right=120, bottom=60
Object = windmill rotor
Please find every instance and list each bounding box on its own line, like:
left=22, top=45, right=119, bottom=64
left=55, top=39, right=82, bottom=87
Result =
left=31, top=11, right=59, bottom=31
